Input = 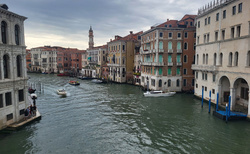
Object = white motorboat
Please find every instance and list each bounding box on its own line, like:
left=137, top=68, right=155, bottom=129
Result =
left=143, top=91, right=176, bottom=97
left=57, top=89, right=67, bottom=96
left=91, top=79, right=103, bottom=83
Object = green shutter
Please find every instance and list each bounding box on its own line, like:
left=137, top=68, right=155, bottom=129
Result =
left=177, top=55, right=181, bottom=63
left=159, top=41, right=163, bottom=49
left=159, top=68, right=162, bottom=75
left=177, top=42, right=181, bottom=49
left=168, top=55, right=172, bottom=62
left=177, top=68, right=180, bottom=75
left=168, top=42, right=172, bottom=49
left=159, top=55, right=163, bottom=63
left=168, top=68, right=171, bottom=75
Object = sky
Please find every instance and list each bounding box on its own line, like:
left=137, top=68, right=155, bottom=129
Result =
left=1, top=0, right=212, bottom=50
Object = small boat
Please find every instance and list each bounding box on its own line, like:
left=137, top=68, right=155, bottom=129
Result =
left=91, top=79, right=103, bottom=83
left=143, top=91, right=176, bottom=97
left=80, top=76, right=92, bottom=80
left=57, top=73, right=69, bottom=76
left=41, top=72, right=48, bottom=74
left=28, top=87, right=36, bottom=94
left=57, top=89, right=67, bottom=96
left=69, top=81, right=80, bottom=86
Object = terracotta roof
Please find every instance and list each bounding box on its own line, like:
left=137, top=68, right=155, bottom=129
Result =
left=109, top=31, right=143, bottom=43
left=156, top=20, right=178, bottom=28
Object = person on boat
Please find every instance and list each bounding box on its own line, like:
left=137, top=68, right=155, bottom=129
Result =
left=24, top=107, right=30, bottom=120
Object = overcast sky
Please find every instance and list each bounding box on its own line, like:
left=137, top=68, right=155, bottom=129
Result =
left=1, top=0, right=212, bottom=50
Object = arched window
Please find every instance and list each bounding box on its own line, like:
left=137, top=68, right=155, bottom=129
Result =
left=228, top=52, right=233, bottom=66
left=168, top=79, right=171, bottom=87
left=3, top=54, right=10, bottom=78
left=213, top=53, right=217, bottom=66
left=1, top=21, right=7, bottom=44
left=15, top=25, right=20, bottom=45
left=16, top=55, right=22, bottom=77
left=168, top=42, right=172, bottom=49
left=197, top=54, right=199, bottom=65
left=159, top=41, right=163, bottom=49
left=206, top=54, right=208, bottom=64
left=159, top=79, right=162, bottom=87
left=203, top=54, right=205, bottom=64
left=219, top=53, right=223, bottom=66
left=184, top=55, right=187, bottom=63
left=184, top=42, right=187, bottom=50
left=176, top=79, right=180, bottom=87
left=234, top=52, right=238, bottom=66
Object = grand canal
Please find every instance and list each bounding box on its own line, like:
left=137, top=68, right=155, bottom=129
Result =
left=1, top=74, right=250, bottom=153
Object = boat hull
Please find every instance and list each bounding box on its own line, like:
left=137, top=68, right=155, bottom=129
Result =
left=143, top=91, right=176, bottom=97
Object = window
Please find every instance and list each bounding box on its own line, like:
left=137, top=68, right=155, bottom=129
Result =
left=212, top=89, right=215, bottom=94
left=159, top=41, right=163, bottom=49
left=1, top=21, right=7, bottom=44
left=204, top=35, right=206, bottom=43
left=15, top=25, right=20, bottom=45
left=196, top=72, right=198, bottom=79
left=165, top=25, right=168, bottom=27
left=190, top=22, right=193, bottom=26
left=232, top=6, right=236, bottom=15
left=183, top=79, right=187, bottom=86
left=228, top=52, right=233, bottom=66
left=236, top=25, right=241, bottom=37
left=194, top=33, right=196, bottom=38
left=159, top=79, right=162, bottom=87
left=20, top=109, right=25, bottom=115
left=169, top=25, right=172, bottom=27
left=207, top=34, right=210, bottom=43
left=176, top=79, right=180, bottom=87
left=177, top=68, right=180, bottom=75
left=168, top=32, right=172, bottom=38
left=231, top=27, right=235, bottom=38
left=216, top=13, right=219, bottom=21
left=3, top=54, right=10, bottom=78
left=202, top=72, right=204, bottom=80
left=168, top=79, right=171, bottom=87
left=196, top=84, right=198, bottom=88
left=196, top=54, right=199, bottom=65
left=247, top=51, right=250, bottom=66
left=208, top=17, right=210, bottom=24
left=7, top=113, right=13, bottom=121
left=206, top=54, right=208, bottom=65
left=177, top=33, right=181, bottom=38
left=159, top=68, right=162, bottom=75
left=198, top=21, right=200, bottom=28
left=221, top=30, right=225, bottom=40
left=16, top=55, right=22, bottom=77
left=213, top=74, right=216, bottom=82
left=122, top=45, right=125, bottom=51
left=18, top=89, right=24, bottom=102
left=5, top=92, right=12, bottom=106
left=151, top=79, right=155, bottom=86
left=177, top=42, right=181, bottom=50
left=0, top=94, right=3, bottom=108
left=184, top=32, right=188, bottom=38
left=159, top=32, right=163, bottom=37
left=234, top=52, right=238, bottom=66
left=184, top=55, right=187, bottom=63
left=205, top=18, right=207, bottom=25
left=241, top=87, right=249, bottom=100
left=219, top=53, right=223, bottom=66
left=184, top=42, right=187, bottom=50
left=203, top=54, right=205, bottom=64
left=168, top=68, right=172, bottom=75
left=238, top=3, right=242, bottom=13
left=215, top=31, right=218, bottom=41
left=214, top=53, right=217, bottom=66
left=197, top=36, right=199, bottom=44
left=194, top=43, right=196, bottom=50
left=168, top=42, right=172, bottom=49
left=223, top=10, right=226, bottom=19
left=183, top=69, right=187, bottom=75
left=192, top=79, right=195, bottom=86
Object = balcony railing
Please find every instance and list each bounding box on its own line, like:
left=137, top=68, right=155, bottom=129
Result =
left=152, top=62, right=164, bottom=66
left=191, top=64, right=217, bottom=72
left=168, top=49, right=173, bottom=53
left=177, top=62, right=182, bottom=66
left=177, top=49, right=182, bottom=53
left=168, top=62, right=173, bottom=66
left=159, top=49, right=164, bottom=53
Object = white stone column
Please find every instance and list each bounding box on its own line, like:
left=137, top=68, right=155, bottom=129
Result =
left=0, top=57, right=3, bottom=80
left=218, top=84, right=222, bottom=104
left=230, top=88, right=236, bottom=110
left=22, top=54, right=27, bottom=78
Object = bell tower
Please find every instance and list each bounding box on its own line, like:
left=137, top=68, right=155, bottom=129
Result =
left=88, top=26, right=94, bottom=49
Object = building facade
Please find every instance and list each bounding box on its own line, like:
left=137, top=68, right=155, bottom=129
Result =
left=192, top=0, right=250, bottom=115
left=140, top=15, right=196, bottom=92
left=0, top=4, right=29, bottom=130
left=107, top=31, right=142, bottom=83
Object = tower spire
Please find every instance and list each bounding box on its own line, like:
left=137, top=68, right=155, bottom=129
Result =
left=88, top=26, right=94, bottom=49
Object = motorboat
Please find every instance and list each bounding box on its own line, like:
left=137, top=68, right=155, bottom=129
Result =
left=91, top=79, right=103, bottom=83
left=143, top=91, right=176, bottom=97
left=69, top=81, right=80, bottom=86
left=57, top=89, right=67, bottom=96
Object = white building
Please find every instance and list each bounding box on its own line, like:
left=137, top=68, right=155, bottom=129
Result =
left=192, top=0, right=250, bottom=116
left=0, top=4, right=29, bottom=130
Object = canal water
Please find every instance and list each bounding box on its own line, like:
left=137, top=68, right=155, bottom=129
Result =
left=1, top=74, right=250, bottom=154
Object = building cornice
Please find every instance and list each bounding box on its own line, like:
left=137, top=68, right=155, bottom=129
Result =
left=0, top=7, right=27, bottom=21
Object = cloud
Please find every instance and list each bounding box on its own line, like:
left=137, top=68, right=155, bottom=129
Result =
left=1, top=0, right=212, bottom=49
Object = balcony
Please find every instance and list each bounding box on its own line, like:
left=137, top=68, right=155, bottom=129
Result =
left=152, top=62, right=164, bottom=66
left=192, top=64, right=217, bottom=72
left=159, top=49, right=164, bottom=53
left=177, top=62, right=182, bottom=66
left=168, top=62, right=173, bottom=66
left=177, top=49, right=182, bottom=53
left=107, top=63, right=120, bottom=67
left=168, top=49, right=173, bottom=53
left=140, top=49, right=151, bottom=54
left=141, top=62, right=152, bottom=66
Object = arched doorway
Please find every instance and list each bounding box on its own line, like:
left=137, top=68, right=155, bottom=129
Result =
left=233, top=78, right=249, bottom=114
left=219, top=76, right=230, bottom=105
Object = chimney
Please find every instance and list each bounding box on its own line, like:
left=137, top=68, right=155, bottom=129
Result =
left=130, top=31, right=133, bottom=34
left=167, top=18, right=169, bottom=21
left=110, top=39, right=112, bottom=42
